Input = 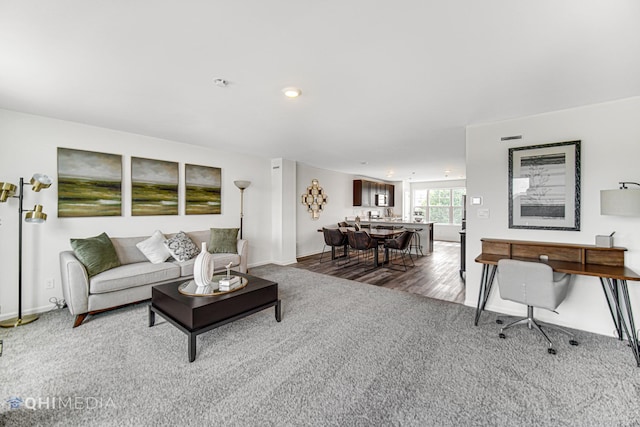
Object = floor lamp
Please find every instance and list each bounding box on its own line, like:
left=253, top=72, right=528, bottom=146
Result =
left=0, top=174, right=52, bottom=328
left=234, top=180, right=251, bottom=239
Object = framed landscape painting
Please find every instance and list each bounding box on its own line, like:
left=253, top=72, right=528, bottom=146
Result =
left=185, top=164, right=222, bottom=215
left=58, top=148, right=122, bottom=217
left=131, top=157, right=179, bottom=216
left=508, top=140, right=581, bottom=231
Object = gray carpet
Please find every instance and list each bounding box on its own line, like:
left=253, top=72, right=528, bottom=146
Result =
left=1, top=264, right=639, bottom=426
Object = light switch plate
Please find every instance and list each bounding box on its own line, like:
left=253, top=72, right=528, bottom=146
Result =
left=477, top=208, right=490, bottom=219
left=470, top=196, right=483, bottom=206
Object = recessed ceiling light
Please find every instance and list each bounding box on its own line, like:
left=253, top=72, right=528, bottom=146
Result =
left=213, top=78, right=228, bottom=87
left=283, top=87, right=302, bottom=98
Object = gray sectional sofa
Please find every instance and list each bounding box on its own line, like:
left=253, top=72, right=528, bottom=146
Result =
left=60, top=230, right=248, bottom=327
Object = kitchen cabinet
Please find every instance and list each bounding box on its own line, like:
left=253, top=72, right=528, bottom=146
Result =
left=353, top=180, right=394, bottom=207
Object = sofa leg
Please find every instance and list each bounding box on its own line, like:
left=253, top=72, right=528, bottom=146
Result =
left=73, top=313, right=88, bottom=328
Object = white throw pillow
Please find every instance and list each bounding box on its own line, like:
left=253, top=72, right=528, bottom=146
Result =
left=136, top=230, right=172, bottom=264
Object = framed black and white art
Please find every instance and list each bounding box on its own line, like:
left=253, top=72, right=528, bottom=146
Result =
left=508, top=140, right=581, bottom=231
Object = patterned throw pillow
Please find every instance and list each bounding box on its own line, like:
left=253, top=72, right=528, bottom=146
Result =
left=164, top=231, right=200, bottom=262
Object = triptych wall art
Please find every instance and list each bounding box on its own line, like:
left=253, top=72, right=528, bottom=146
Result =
left=58, top=148, right=123, bottom=218
left=131, top=157, right=179, bottom=216
left=57, top=148, right=222, bottom=217
left=185, top=164, right=222, bottom=215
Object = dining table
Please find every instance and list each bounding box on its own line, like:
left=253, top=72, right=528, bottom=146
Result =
left=330, top=226, right=406, bottom=267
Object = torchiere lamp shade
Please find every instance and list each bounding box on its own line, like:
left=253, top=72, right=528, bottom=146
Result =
left=234, top=180, right=251, bottom=190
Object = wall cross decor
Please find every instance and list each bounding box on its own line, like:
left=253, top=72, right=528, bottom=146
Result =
left=301, top=179, right=328, bottom=220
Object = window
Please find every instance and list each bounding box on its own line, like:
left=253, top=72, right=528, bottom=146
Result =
left=413, top=188, right=466, bottom=224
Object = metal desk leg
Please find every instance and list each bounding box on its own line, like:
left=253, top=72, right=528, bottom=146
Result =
left=474, top=264, right=497, bottom=326
left=600, top=278, right=623, bottom=340
left=601, top=278, right=640, bottom=367
left=620, top=280, right=640, bottom=367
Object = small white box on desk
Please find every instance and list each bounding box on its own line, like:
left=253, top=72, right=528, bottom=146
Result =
left=595, top=235, right=613, bottom=248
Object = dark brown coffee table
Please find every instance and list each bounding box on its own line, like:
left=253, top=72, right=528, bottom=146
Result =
left=148, top=271, right=281, bottom=362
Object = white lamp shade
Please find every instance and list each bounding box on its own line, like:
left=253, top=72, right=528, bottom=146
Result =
left=600, top=189, right=640, bottom=216
left=234, top=180, right=251, bottom=190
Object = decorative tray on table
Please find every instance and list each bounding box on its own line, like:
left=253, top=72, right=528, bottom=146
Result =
left=178, top=274, right=248, bottom=296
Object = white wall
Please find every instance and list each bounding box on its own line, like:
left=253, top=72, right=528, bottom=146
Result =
left=296, top=163, right=355, bottom=257
left=465, top=96, right=640, bottom=337
left=271, top=158, right=297, bottom=265
left=410, top=179, right=466, bottom=242
left=0, top=109, right=273, bottom=319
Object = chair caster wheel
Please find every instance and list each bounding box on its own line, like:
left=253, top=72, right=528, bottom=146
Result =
left=548, top=348, right=557, bottom=355
left=499, top=333, right=506, bottom=339
left=496, top=319, right=503, bottom=325
left=569, top=340, right=579, bottom=346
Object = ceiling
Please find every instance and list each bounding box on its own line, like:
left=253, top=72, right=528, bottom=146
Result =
left=1, top=1, right=639, bottom=182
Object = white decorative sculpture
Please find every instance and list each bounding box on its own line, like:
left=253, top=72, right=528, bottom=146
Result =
left=225, top=262, right=233, bottom=279
left=193, top=243, right=215, bottom=287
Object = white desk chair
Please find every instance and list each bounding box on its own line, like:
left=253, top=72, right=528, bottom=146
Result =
left=497, top=259, right=579, bottom=354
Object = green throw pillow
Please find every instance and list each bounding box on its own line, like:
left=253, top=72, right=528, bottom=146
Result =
left=208, top=228, right=239, bottom=254
left=70, top=232, right=121, bottom=277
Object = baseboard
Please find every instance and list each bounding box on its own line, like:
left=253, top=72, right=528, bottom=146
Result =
left=296, top=250, right=322, bottom=259
left=247, top=260, right=273, bottom=269
left=248, top=259, right=299, bottom=268
left=272, top=259, right=298, bottom=266
left=0, top=303, right=58, bottom=322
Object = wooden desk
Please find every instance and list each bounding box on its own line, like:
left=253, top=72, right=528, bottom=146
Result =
left=474, top=238, right=640, bottom=367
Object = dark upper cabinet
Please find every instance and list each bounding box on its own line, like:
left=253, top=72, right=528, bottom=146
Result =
left=386, top=184, right=395, bottom=207
left=353, top=180, right=395, bottom=207
left=353, top=180, right=371, bottom=207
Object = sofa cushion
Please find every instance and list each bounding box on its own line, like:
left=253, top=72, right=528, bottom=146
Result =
left=136, top=230, right=172, bottom=264
left=90, top=262, right=180, bottom=294
left=164, top=231, right=200, bottom=262
left=186, top=230, right=209, bottom=247
left=70, top=232, right=121, bottom=277
left=208, top=228, right=239, bottom=254
left=111, top=236, right=150, bottom=265
left=172, top=253, right=241, bottom=277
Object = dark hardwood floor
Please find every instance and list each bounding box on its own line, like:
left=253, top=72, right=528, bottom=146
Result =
left=293, top=241, right=465, bottom=304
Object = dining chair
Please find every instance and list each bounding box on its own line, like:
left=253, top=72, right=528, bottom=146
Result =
left=383, top=231, right=414, bottom=271
left=346, top=230, right=377, bottom=269
left=319, top=228, right=349, bottom=265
